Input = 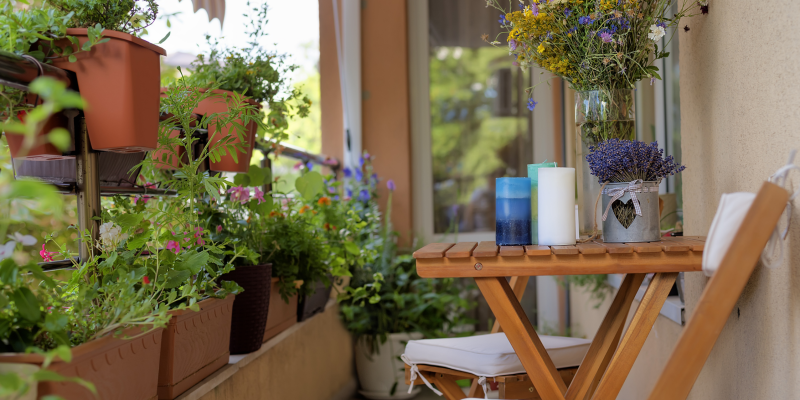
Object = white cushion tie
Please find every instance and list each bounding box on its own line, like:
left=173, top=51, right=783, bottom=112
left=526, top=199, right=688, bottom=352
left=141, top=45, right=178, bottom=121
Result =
left=401, top=354, right=442, bottom=396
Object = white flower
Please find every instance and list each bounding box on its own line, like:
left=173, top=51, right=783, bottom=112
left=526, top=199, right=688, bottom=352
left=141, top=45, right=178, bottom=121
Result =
left=99, top=222, right=126, bottom=250
left=8, top=233, right=36, bottom=246
left=698, top=0, right=708, bottom=5
left=648, top=25, right=666, bottom=42
left=0, top=242, right=16, bottom=261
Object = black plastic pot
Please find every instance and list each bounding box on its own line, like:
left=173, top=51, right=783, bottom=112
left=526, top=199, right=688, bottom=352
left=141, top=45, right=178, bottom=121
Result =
left=220, top=264, right=272, bottom=354
left=297, top=278, right=333, bottom=322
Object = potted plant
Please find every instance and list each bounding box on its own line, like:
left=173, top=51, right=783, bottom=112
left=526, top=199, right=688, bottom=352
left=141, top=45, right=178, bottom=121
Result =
left=47, top=0, right=168, bottom=152
left=488, top=0, right=704, bottom=234
left=0, top=0, right=104, bottom=160
left=586, top=139, right=685, bottom=243
left=186, top=2, right=310, bottom=172
left=336, top=155, right=475, bottom=399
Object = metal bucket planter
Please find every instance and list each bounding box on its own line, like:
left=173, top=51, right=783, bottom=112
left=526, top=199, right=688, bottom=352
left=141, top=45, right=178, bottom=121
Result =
left=601, top=180, right=660, bottom=243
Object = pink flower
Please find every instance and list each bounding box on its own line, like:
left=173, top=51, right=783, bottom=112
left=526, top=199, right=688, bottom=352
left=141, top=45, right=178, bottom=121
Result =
left=39, top=244, right=56, bottom=262
left=254, top=187, right=266, bottom=204
left=166, top=240, right=181, bottom=254
left=216, top=225, right=223, bottom=233
left=227, top=186, right=250, bottom=204
left=293, top=161, right=304, bottom=170
left=194, top=227, right=205, bottom=246
left=143, top=276, right=151, bottom=285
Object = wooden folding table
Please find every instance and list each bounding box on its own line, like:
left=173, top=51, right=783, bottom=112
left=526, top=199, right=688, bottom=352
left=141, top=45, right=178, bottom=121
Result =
left=412, top=237, right=705, bottom=400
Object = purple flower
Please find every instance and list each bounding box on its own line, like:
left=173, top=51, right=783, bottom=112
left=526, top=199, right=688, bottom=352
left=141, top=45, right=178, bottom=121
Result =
left=333, top=195, right=340, bottom=201
left=657, top=20, right=667, bottom=28
left=387, top=179, right=396, bottom=191
left=586, top=139, right=686, bottom=183
left=306, top=162, right=314, bottom=171
left=328, top=186, right=335, bottom=194
left=358, top=189, right=371, bottom=202
left=346, top=188, right=353, bottom=199
left=498, top=14, right=508, bottom=26
left=579, top=16, right=594, bottom=25
left=509, top=39, right=517, bottom=51
left=531, top=3, right=539, bottom=16
left=564, top=8, right=572, bottom=17
left=599, top=31, right=613, bottom=43
left=355, top=169, right=363, bottom=181
left=343, top=167, right=352, bottom=178
left=527, top=98, right=538, bottom=111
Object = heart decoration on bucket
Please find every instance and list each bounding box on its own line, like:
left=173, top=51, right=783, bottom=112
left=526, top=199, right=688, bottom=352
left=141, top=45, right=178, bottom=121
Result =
left=612, top=199, right=637, bottom=229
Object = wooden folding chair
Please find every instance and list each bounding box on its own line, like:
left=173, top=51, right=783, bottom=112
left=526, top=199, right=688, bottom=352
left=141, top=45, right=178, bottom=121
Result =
left=404, top=276, right=583, bottom=399
left=645, top=181, right=789, bottom=399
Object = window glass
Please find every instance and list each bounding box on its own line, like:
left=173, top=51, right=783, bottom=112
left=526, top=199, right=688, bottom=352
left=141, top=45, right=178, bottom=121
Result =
left=429, top=0, right=532, bottom=234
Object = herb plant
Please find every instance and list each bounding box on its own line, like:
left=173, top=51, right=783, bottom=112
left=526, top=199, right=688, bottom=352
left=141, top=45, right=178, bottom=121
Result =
left=586, top=139, right=686, bottom=183
left=47, top=0, right=159, bottom=36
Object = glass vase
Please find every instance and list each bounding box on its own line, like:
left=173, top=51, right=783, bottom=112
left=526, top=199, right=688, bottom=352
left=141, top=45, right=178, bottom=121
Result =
left=575, top=89, right=635, bottom=236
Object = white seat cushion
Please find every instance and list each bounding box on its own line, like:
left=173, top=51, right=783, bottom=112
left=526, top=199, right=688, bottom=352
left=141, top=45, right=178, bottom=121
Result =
left=403, top=332, right=591, bottom=377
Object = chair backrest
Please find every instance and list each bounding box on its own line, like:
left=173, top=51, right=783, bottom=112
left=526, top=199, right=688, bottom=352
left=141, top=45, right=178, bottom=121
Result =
left=647, top=181, right=789, bottom=400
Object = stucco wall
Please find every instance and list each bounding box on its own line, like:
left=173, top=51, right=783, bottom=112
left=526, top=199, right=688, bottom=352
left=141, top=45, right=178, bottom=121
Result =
left=678, top=1, right=800, bottom=398
left=616, top=1, right=800, bottom=398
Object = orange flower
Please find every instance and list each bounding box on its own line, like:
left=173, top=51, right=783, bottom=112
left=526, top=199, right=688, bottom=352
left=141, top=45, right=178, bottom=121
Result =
left=299, top=205, right=311, bottom=214
left=269, top=211, right=283, bottom=218
left=323, top=223, right=330, bottom=230
left=318, top=197, right=332, bottom=206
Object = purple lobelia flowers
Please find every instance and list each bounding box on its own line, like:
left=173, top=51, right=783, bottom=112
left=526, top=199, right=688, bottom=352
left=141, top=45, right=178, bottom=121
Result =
left=586, top=139, right=685, bottom=183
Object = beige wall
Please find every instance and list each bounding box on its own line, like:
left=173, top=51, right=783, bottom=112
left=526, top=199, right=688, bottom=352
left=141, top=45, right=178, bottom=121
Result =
left=613, top=2, right=800, bottom=398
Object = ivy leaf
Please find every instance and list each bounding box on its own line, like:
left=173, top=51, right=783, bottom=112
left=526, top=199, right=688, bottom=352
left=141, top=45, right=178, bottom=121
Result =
left=115, top=213, right=143, bottom=229
left=175, top=251, right=209, bottom=275
left=295, top=171, right=323, bottom=201
left=165, top=270, right=191, bottom=288
left=11, top=287, right=41, bottom=322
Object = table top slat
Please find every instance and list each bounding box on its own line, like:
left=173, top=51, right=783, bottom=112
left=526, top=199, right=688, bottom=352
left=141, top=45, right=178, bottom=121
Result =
left=593, top=240, right=634, bottom=254
left=413, top=243, right=455, bottom=259
left=628, top=242, right=663, bottom=253
left=576, top=242, right=607, bottom=255
left=473, top=241, right=499, bottom=257
left=658, top=238, right=692, bottom=252
left=551, top=245, right=579, bottom=255
left=679, top=236, right=706, bottom=251
left=499, top=246, right=525, bottom=257
left=525, top=245, right=552, bottom=256
left=446, top=242, right=478, bottom=258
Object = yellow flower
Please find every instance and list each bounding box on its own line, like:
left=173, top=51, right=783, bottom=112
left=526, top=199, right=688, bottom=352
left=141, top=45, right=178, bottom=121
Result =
left=537, top=43, right=546, bottom=53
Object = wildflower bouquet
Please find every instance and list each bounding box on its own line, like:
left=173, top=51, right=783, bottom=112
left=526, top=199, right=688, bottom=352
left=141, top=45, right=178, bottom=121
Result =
left=489, top=0, right=705, bottom=143
left=586, top=139, right=685, bottom=183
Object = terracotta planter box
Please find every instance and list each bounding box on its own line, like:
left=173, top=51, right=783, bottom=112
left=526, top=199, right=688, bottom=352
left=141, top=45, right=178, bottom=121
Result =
left=0, top=327, right=163, bottom=399
left=53, top=28, right=166, bottom=153
left=6, top=94, right=72, bottom=160
left=263, top=278, right=302, bottom=342
left=157, top=295, right=235, bottom=399
left=193, top=89, right=261, bottom=173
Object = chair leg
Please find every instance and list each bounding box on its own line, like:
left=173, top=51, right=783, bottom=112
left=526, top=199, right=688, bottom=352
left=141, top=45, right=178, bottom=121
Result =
left=431, top=373, right=467, bottom=400
left=467, top=379, right=484, bottom=398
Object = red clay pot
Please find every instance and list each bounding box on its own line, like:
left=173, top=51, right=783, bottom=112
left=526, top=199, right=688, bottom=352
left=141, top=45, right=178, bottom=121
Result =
left=0, top=327, right=163, bottom=399
left=52, top=28, right=166, bottom=153
left=5, top=94, right=71, bottom=160
left=157, top=295, right=235, bottom=399
left=263, top=278, right=301, bottom=342
left=193, top=89, right=261, bottom=173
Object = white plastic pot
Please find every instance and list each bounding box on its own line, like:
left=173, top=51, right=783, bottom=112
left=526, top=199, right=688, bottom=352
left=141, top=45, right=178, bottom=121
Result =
left=355, top=332, right=424, bottom=400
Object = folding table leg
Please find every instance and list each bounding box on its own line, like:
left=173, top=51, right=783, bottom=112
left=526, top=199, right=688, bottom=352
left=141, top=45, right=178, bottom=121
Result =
left=590, top=272, right=678, bottom=400
left=565, top=273, right=646, bottom=400
left=476, top=277, right=567, bottom=400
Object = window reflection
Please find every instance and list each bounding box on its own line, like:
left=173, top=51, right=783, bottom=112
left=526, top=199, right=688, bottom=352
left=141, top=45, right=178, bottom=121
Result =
left=429, top=0, right=532, bottom=234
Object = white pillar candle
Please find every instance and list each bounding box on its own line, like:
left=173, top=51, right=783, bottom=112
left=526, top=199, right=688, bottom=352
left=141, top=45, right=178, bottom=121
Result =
left=538, top=168, right=576, bottom=246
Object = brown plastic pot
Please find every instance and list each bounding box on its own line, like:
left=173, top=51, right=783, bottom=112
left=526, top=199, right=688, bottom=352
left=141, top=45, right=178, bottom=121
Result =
left=157, top=295, right=235, bottom=399
left=6, top=94, right=71, bottom=160
left=52, top=28, right=166, bottom=153
left=0, top=327, right=163, bottom=399
left=263, top=278, right=302, bottom=342
left=220, top=264, right=272, bottom=355
left=193, top=89, right=261, bottom=173
left=298, top=278, right=333, bottom=322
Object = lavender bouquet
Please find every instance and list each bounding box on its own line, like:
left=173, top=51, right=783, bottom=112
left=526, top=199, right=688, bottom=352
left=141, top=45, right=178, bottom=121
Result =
left=586, top=139, right=685, bottom=183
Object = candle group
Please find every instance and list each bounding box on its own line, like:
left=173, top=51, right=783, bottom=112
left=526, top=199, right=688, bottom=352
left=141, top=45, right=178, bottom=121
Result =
left=527, top=162, right=557, bottom=244
left=495, top=178, right=532, bottom=246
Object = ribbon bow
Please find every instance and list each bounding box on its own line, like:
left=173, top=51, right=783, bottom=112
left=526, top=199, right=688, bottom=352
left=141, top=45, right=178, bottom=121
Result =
left=602, top=179, right=644, bottom=222
left=401, top=354, right=442, bottom=396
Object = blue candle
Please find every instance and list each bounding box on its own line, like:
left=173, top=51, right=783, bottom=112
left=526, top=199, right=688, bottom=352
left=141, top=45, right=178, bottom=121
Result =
left=528, top=162, right=557, bottom=244
left=496, top=178, right=532, bottom=246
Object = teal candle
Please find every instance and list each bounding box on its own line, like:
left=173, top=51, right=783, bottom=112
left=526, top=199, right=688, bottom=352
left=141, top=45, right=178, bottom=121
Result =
left=527, top=162, right=557, bottom=245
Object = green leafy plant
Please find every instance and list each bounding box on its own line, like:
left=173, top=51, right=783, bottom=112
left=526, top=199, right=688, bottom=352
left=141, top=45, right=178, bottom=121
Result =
left=47, top=0, right=159, bottom=36
left=186, top=1, right=311, bottom=145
